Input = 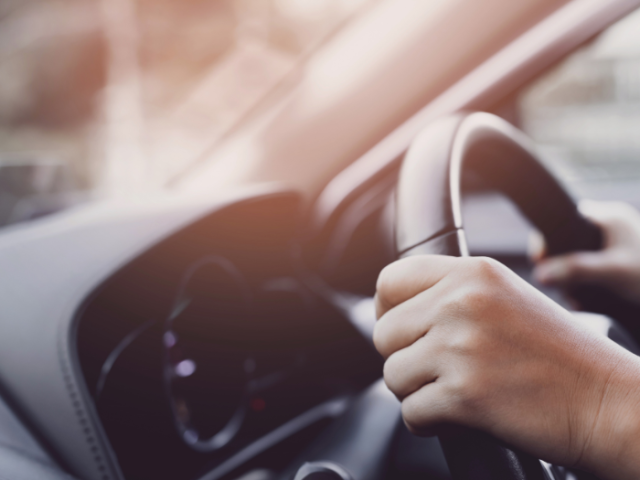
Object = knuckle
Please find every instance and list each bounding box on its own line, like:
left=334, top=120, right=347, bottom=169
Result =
left=401, top=390, right=448, bottom=434
left=460, top=286, right=491, bottom=310
left=401, top=395, right=425, bottom=432
left=382, top=355, right=403, bottom=396
left=442, top=283, right=493, bottom=318
left=446, top=327, right=483, bottom=355
left=375, top=272, right=394, bottom=312
left=471, top=257, right=504, bottom=280
left=375, top=259, right=411, bottom=310
left=372, top=321, right=393, bottom=358
left=473, top=256, right=495, bottom=269
left=463, top=256, right=502, bottom=281
left=376, top=263, right=395, bottom=296
left=376, top=258, right=410, bottom=294
left=445, top=373, right=485, bottom=417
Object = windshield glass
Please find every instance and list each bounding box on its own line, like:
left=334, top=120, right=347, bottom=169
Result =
left=0, top=0, right=377, bottom=225
left=519, top=7, right=640, bottom=205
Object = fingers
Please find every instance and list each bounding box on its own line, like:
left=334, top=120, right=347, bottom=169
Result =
left=373, top=284, right=443, bottom=358
left=527, top=230, right=546, bottom=262
left=374, top=256, right=508, bottom=358
left=578, top=199, right=639, bottom=226
left=530, top=201, right=639, bottom=265
left=400, top=381, right=454, bottom=435
left=373, top=255, right=513, bottom=437
left=383, top=334, right=440, bottom=399
left=531, top=200, right=640, bottom=291
left=533, top=251, right=616, bottom=286
left=374, top=255, right=460, bottom=318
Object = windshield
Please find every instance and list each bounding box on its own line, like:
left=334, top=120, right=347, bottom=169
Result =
left=0, top=0, right=377, bottom=225
left=518, top=7, right=640, bottom=205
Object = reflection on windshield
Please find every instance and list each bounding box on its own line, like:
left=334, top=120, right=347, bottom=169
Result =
left=0, top=0, right=375, bottom=226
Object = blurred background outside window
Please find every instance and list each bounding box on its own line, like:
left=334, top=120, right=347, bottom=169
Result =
left=4, top=0, right=640, bottom=229
left=519, top=7, right=640, bottom=206
left=0, top=0, right=376, bottom=226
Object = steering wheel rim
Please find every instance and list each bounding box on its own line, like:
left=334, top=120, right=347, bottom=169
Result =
left=396, top=112, right=606, bottom=259
left=394, top=112, right=614, bottom=480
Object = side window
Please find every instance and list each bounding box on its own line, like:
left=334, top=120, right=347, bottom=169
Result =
left=518, top=8, right=640, bottom=202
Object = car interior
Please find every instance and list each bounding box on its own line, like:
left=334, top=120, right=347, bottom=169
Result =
left=1, top=0, right=640, bottom=480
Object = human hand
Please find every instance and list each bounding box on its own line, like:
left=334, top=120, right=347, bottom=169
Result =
left=374, top=255, right=640, bottom=480
left=533, top=201, right=640, bottom=305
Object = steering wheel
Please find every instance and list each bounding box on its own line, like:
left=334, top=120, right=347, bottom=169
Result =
left=395, top=112, right=640, bottom=480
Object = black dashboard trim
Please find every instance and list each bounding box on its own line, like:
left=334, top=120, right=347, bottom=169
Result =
left=197, top=396, right=350, bottom=480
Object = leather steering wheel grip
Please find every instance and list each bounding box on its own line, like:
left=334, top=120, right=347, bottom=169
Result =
left=396, top=112, right=603, bottom=258
left=394, top=111, right=616, bottom=480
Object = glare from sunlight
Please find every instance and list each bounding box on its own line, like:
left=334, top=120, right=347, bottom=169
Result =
left=0, top=0, right=380, bottom=207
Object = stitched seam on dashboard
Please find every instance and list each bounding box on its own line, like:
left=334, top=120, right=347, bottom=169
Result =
left=57, top=324, right=112, bottom=480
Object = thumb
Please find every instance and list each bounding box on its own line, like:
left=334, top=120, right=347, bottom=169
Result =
left=533, top=252, right=612, bottom=286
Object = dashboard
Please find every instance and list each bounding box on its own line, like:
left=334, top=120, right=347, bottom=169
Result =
left=74, top=191, right=382, bottom=480
left=0, top=152, right=625, bottom=480
left=0, top=163, right=631, bottom=480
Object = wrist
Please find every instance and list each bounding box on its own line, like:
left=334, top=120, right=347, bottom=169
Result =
left=580, top=348, right=640, bottom=480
